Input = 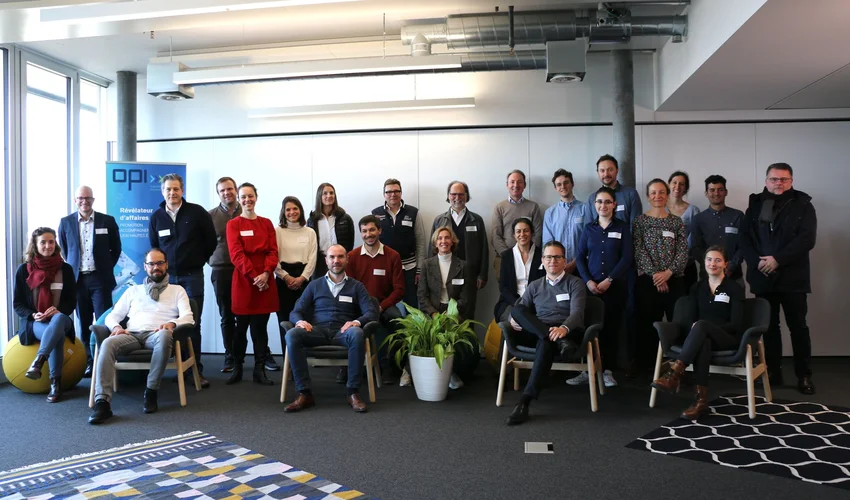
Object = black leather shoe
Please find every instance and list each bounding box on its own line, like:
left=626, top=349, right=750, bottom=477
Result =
left=253, top=364, right=274, bottom=386
left=221, top=354, right=235, bottom=373
left=89, top=399, right=113, bottom=424
left=83, top=360, right=93, bottom=378
left=798, top=376, right=815, bottom=395
left=226, top=365, right=243, bottom=385
left=336, top=367, right=348, bottom=384
left=264, top=351, right=281, bottom=372
left=143, top=388, right=158, bottom=414
left=506, top=403, right=529, bottom=426
left=556, top=339, right=577, bottom=360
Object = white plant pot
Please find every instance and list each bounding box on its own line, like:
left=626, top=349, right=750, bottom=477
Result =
left=409, top=354, right=454, bottom=402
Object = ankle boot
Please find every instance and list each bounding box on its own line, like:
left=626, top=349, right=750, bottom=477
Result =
left=651, top=360, right=687, bottom=393
left=253, top=364, right=274, bottom=386
left=46, top=377, right=61, bottom=403
left=226, top=364, right=243, bottom=385
left=681, top=385, right=710, bottom=420
left=26, top=355, right=48, bottom=380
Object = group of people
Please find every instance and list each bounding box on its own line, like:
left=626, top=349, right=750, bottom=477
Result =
left=12, top=154, right=817, bottom=427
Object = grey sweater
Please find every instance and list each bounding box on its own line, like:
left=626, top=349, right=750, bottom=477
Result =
left=208, top=203, right=241, bottom=269
left=491, top=198, right=543, bottom=256
left=518, top=273, right=586, bottom=333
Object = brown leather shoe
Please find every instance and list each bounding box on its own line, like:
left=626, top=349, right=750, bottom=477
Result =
left=681, top=385, right=709, bottom=420
left=651, top=360, right=687, bottom=393
left=284, top=393, right=315, bottom=413
left=347, top=393, right=368, bottom=413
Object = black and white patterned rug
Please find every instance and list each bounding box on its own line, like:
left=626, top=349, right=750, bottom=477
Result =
left=627, top=395, right=850, bottom=489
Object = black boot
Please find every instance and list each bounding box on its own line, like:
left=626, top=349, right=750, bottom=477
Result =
left=253, top=363, right=274, bottom=386
left=46, top=377, right=61, bottom=403
left=26, top=355, right=48, bottom=380
left=88, top=399, right=113, bottom=424
left=226, top=364, right=243, bottom=385
left=143, top=388, right=158, bottom=414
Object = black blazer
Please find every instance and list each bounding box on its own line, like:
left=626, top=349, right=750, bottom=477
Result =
left=58, top=211, right=121, bottom=289
left=13, top=263, right=77, bottom=344
left=495, top=246, right=544, bottom=319
left=418, top=254, right=469, bottom=317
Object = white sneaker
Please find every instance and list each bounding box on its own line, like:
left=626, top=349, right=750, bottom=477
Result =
left=449, top=373, right=464, bottom=390
left=399, top=367, right=412, bottom=387
left=603, top=370, right=618, bottom=388
left=566, top=371, right=590, bottom=386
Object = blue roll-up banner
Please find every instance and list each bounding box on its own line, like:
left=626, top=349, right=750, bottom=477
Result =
left=106, top=161, right=187, bottom=299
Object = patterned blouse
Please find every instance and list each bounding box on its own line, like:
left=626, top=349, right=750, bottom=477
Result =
left=633, top=213, right=689, bottom=277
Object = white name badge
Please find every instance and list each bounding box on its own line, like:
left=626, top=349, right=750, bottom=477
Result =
left=451, top=278, right=464, bottom=285
left=608, top=232, right=622, bottom=239
left=574, top=217, right=584, bottom=223
left=339, top=295, right=353, bottom=303
left=466, top=226, right=477, bottom=232
left=50, top=283, right=63, bottom=290
left=556, top=293, right=570, bottom=302
left=373, top=269, right=386, bottom=276
left=240, top=230, right=254, bottom=237
left=714, top=293, right=730, bottom=303
left=401, top=220, right=414, bottom=227
left=725, top=227, right=739, bottom=234
left=297, top=236, right=309, bottom=243
left=616, top=205, right=625, bottom=212
left=95, top=228, right=108, bottom=235
left=158, top=229, right=171, bottom=237
left=662, top=230, right=675, bottom=238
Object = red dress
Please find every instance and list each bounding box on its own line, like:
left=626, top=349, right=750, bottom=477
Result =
left=226, top=216, right=279, bottom=315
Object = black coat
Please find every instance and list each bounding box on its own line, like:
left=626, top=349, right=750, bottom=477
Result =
left=148, top=199, right=217, bottom=274
left=307, top=208, right=355, bottom=254
left=13, top=263, right=77, bottom=344
left=494, top=246, right=544, bottom=320
left=740, top=188, right=816, bottom=294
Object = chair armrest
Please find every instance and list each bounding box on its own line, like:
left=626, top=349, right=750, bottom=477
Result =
left=740, top=325, right=766, bottom=347
left=653, top=321, right=682, bottom=353
left=172, top=324, right=194, bottom=343
left=499, top=321, right=520, bottom=352
left=280, top=321, right=295, bottom=331
left=362, top=320, right=381, bottom=336
left=90, top=325, right=111, bottom=347
left=583, top=324, right=602, bottom=343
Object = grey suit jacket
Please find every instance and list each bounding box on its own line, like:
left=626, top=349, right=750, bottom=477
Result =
left=417, top=254, right=469, bottom=317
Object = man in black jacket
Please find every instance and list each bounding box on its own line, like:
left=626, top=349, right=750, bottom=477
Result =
left=740, top=163, right=817, bottom=394
left=149, top=173, right=216, bottom=387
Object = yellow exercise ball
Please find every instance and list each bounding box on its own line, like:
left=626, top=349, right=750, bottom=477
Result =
left=3, top=335, right=87, bottom=393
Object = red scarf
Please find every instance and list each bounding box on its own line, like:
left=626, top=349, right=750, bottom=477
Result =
left=26, top=253, right=64, bottom=313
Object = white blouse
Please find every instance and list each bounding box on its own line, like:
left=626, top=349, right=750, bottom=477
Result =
left=317, top=215, right=337, bottom=253
left=512, top=243, right=535, bottom=298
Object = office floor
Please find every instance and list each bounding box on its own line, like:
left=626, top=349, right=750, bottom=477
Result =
left=1, top=357, right=848, bottom=500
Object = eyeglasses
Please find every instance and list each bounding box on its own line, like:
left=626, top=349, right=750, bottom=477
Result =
left=448, top=193, right=466, bottom=197
left=767, top=177, right=792, bottom=184
left=76, top=197, right=94, bottom=203
left=542, top=255, right=565, bottom=261
left=145, top=261, right=166, bottom=267
left=594, top=200, right=615, bottom=205
left=384, top=190, right=401, bottom=195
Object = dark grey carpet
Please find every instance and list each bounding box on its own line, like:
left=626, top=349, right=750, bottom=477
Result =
left=1, top=357, right=848, bottom=500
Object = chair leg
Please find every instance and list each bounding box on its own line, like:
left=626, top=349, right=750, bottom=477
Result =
left=496, top=340, right=510, bottom=407
left=371, top=335, right=382, bottom=389
left=364, top=339, right=376, bottom=404
left=280, top=350, right=290, bottom=403
left=649, top=342, right=663, bottom=408
left=513, top=366, right=520, bottom=391
left=175, top=341, right=188, bottom=407
left=89, top=345, right=98, bottom=408
left=745, top=344, right=756, bottom=419
left=587, top=342, right=598, bottom=412
left=594, top=338, right=605, bottom=396
left=758, top=339, right=772, bottom=402
left=185, top=339, right=202, bottom=391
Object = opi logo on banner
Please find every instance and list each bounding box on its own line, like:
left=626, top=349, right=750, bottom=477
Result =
left=111, top=168, right=163, bottom=191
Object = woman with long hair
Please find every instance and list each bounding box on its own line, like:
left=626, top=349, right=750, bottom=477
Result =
left=667, top=171, right=700, bottom=290
left=494, top=217, right=543, bottom=323
left=274, top=196, right=317, bottom=345
left=307, top=183, right=354, bottom=278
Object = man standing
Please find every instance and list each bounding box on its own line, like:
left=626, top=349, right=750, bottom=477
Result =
left=88, top=248, right=193, bottom=424
left=283, top=244, right=378, bottom=413
left=347, top=215, right=405, bottom=384
left=586, top=154, right=643, bottom=223
left=691, top=175, right=745, bottom=281
left=504, top=241, right=586, bottom=426
left=58, top=186, right=121, bottom=377
left=491, top=170, right=543, bottom=272
left=543, top=169, right=591, bottom=275
left=372, top=179, right=426, bottom=309
left=149, top=173, right=216, bottom=388
left=431, top=180, right=489, bottom=323
left=740, top=163, right=817, bottom=394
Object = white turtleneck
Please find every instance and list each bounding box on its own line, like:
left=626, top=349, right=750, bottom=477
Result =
left=438, top=253, right=452, bottom=304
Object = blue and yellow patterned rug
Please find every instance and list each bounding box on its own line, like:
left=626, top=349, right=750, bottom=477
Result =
left=0, top=431, right=373, bottom=499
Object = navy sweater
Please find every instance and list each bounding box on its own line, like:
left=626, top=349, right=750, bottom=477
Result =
left=290, top=276, right=378, bottom=329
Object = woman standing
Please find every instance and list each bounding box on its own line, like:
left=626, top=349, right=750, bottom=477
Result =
left=13, top=227, right=76, bottom=402
left=632, top=179, right=689, bottom=374
left=226, top=183, right=279, bottom=386
left=274, top=196, right=317, bottom=345
left=495, top=217, right=543, bottom=323
left=307, top=183, right=354, bottom=278
left=667, top=171, right=700, bottom=290
left=652, top=246, right=744, bottom=420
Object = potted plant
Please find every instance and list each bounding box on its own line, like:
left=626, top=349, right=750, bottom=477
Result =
left=382, top=299, right=481, bottom=401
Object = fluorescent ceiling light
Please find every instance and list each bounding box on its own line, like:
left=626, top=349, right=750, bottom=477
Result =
left=40, top=0, right=362, bottom=24
left=249, top=98, right=476, bottom=118
left=173, top=55, right=463, bottom=85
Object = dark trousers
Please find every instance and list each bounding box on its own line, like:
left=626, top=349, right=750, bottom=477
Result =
left=758, top=292, right=812, bottom=378
left=511, top=304, right=583, bottom=400
left=234, top=313, right=270, bottom=365
left=210, top=268, right=236, bottom=362
left=374, top=305, right=402, bottom=370
left=275, top=262, right=308, bottom=352
left=170, top=271, right=205, bottom=373
left=676, top=320, right=740, bottom=385
left=596, top=280, right=626, bottom=371
left=683, top=259, right=698, bottom=293
left=76, top=272, right=113, bottom=362
left=633, top=274, right=684, bottom=370
left=403, top=268, right=418, bottom=309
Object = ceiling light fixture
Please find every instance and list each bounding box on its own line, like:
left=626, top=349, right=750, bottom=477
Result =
left=172, top=55, right=463, bottom=85
left=249, top=97, right=476, bottom=118
left=40, top=0, right=362, bottom=24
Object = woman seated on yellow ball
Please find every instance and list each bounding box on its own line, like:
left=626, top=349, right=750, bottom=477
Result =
left=13, top=227, right=77, bottom=403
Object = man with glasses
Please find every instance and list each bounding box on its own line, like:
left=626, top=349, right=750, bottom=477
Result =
left=492, top=170, right=543, bottom=273
left=58, top=186, right=122, bottom=377
left=740, top=163, right=817, bottom=394
left=691, top=175, right=744, bottom=282
left=543, top=169, right=591, bottom=275
left=504, top=241, right=586, bottom=425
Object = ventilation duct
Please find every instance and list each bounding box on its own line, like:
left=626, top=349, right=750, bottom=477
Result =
left=147, top=62, right=194, bottom=100
left=546, top=40, right=587, bottom=83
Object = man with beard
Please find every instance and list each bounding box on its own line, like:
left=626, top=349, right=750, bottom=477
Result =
left=88, top=248, right=194, bottom=424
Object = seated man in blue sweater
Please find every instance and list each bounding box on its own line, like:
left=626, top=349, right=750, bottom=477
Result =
left=284, top=244, right=378, bottom=413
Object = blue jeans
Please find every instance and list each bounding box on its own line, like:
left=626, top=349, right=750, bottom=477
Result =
left=32, top=314, right=73, bottom=379
left=170, top=271, right=204, bottom=373
left=285, top=324, right=365, bottom=392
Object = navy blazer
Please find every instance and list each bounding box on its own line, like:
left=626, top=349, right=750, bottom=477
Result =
left=494, top=246, right=544, bottom=320
left=58, top=211, right=121, bottom=290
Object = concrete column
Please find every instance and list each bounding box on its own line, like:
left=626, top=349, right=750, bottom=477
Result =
left=116, top=71, right=137, bottom=161
left=612, top=50, right=636, bottom=188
